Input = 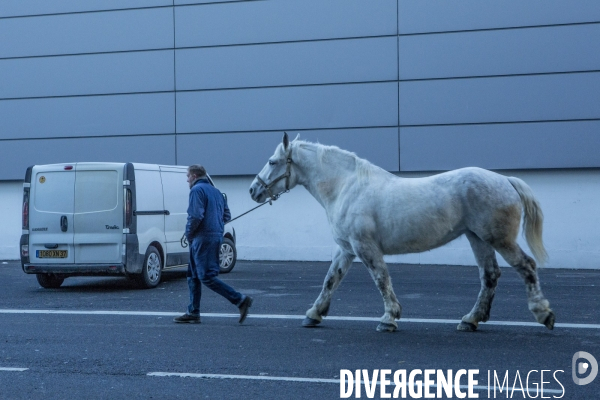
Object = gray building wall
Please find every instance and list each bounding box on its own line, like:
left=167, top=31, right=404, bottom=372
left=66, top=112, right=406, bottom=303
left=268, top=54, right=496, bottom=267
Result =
left=1, top=0, right=599, bottom=180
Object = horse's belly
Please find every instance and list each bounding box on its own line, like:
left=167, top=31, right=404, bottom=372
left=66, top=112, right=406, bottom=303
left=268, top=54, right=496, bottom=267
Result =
left=330, top=196, right=467, bottom=256
left=381, top=228, right=465, bottom=255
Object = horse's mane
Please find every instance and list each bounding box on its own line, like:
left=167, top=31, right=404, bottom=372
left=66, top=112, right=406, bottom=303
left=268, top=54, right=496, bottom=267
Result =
left=290, top=139, right=381, bottom=181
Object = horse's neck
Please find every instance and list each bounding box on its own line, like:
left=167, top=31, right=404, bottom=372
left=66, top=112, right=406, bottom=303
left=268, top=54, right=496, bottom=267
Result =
left=294, top=144, right=354, bottom=209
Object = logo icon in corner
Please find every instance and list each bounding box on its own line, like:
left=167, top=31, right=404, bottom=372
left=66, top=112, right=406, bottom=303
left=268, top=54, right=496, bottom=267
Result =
left=39, top=176, right=46, bottom=184
left=572, top=351, right=598, bottom=385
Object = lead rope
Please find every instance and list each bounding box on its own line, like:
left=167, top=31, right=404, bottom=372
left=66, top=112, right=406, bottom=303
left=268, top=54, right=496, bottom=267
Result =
left=180, top=189, right=289, bottom=248
left=226, top=189, right=288, bottom=225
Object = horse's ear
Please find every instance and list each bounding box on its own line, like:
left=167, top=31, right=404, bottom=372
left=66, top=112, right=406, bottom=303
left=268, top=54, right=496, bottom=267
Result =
left=283, top=132, right=289, bottom=150
left=293, top=133, right=300, bottom=142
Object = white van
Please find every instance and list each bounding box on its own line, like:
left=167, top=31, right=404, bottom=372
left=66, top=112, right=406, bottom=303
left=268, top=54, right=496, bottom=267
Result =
left=20, top=162, right=237, bottom=289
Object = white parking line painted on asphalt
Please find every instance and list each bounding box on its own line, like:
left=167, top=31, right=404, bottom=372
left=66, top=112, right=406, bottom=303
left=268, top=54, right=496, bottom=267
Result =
left=148, top=371, right=338, bottom=384
left=0, top=367, right=28, bottom=372
left=147, top=372, right=564, bottom=394
left=0, top=309, right=180, bottom=317
left=0, top=309, right=598, bottom=329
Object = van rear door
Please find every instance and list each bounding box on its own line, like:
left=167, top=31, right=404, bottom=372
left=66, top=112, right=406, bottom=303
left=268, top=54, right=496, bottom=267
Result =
left=73, top=164, right=123, bottom=264
left=29, top=165, right=76, bottom=264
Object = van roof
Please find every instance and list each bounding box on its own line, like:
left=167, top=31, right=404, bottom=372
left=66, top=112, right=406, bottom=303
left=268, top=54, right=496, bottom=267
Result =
left=32, top=162, right=188, bottom=170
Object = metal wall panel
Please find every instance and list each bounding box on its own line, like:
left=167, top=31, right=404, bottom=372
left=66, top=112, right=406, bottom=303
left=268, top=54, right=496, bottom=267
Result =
left=0, top=93, right=175, bottom=139
left=400, top=73, right=600, bottom=126
left=0, top=135, right=176, bottom=180
left=0, top=51, right=174, bottom=99
left=176, top=37, right=397, bottom=90
left=175, top=0, right=242, bottom=4
left=175, top=0, right=397, bottom=48
left=398, top=0, right=600, bottom=34
left=0, top=1, right=171, bottom=17
left=177, top=127, right=400, bottom=175
left=176, top=83, right=398, bottom=134
left=399, top=121, right=600, bottom=171
left=400, top=24, right=600, bottom=80
left=0, top=1, right=598, bottom=178
left=0, top=8, right=174, bottom=58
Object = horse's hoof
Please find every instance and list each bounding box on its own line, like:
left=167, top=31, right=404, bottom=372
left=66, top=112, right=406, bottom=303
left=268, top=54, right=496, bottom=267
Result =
left=376, top=322, right=397, bottom=333
left=302, top=317, right=321, bottom=327
left=457, top=321, right=478, bottom=332
left=543, top=312, right=555, bottom=330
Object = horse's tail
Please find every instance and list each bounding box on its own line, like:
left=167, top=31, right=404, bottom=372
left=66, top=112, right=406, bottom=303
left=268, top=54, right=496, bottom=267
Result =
left=507, top=176, right=548, bottom=265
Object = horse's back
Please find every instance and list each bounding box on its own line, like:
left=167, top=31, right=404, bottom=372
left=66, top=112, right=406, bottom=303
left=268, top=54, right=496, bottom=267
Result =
left=336, top=167, right=523, bottom=255
left=369, top=166, right=518, bottom=213
left=434, top=167, right=518, bottom=201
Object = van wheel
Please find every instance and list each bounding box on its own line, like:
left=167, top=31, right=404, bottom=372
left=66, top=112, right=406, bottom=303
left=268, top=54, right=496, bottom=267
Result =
left=136, top=246, right=162, bottom=289
left=36, top=273, right=65, bottom=289
left=219, top=237, right=237, bottom=274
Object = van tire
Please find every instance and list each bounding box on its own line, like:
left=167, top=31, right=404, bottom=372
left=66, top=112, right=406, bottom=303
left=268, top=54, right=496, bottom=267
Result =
left=136, top=246, right=162, bottom=289
left=219, top=237, right=237, bottom=274
left=36, top=273, right=65, bottom=289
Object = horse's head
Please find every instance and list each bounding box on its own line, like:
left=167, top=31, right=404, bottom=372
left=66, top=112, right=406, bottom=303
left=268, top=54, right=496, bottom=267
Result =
left=249, top=132, right=297, bottom=203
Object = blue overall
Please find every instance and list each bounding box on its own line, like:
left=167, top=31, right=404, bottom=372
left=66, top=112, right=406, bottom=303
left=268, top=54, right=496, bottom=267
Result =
left=185, top=178, right=241, bottom=316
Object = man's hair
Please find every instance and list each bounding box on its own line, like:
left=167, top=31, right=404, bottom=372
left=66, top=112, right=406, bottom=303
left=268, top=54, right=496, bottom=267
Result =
left=188, top=164, right=207, bottom=178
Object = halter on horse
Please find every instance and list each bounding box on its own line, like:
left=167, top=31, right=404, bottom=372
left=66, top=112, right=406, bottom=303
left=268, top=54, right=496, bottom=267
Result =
left=255, top=149, right=292, bottom=201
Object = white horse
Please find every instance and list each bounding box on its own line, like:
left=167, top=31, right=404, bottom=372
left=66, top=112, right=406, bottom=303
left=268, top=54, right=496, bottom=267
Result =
left=249, top=133, right=555, bottom=332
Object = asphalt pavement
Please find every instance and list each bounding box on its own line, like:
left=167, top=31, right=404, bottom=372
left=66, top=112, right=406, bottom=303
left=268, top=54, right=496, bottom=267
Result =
left=0, top=260, right=599, bottom=399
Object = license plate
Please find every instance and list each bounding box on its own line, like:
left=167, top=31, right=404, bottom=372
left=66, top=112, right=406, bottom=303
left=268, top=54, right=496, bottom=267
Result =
left=36, top=250, right=68, bottom=258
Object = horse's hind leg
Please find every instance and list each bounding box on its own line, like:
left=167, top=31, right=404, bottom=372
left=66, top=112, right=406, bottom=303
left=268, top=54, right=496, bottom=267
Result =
left=353, top=243, right=402, bottom=333
left=303, top=246, right=354, bottom=327
left=458, top=232, right=502, bottom=332
left=494, top=241, right=555, bottom=330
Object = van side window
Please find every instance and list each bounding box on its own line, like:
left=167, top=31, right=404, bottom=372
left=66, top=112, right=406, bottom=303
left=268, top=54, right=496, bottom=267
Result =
left=75, top=171, right=119, bottom=213
left=160, top=172, right=189, bottom=212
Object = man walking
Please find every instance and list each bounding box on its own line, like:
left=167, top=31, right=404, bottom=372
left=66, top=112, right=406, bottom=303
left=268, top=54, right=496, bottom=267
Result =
left=174, top=164, right=252, bottom=324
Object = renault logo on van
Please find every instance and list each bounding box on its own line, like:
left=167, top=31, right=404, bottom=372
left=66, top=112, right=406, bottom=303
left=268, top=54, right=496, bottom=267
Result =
left=105, top=225, right=119, bottom=230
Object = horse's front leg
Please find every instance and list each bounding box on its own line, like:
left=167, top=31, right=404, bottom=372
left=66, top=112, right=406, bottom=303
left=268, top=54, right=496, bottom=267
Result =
left=353, top=243, right=402, bottom=333
left=303, top=246, right=354, bottom=327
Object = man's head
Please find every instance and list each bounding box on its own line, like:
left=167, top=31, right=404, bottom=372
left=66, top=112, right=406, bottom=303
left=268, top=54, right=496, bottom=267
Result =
left=187, top=164, right=207, bottom=188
